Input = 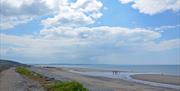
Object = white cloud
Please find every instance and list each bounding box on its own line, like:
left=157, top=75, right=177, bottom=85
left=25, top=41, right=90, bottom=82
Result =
left=0, top=33, right=82, bottom=58
left=154, top=24, right=180, bottom=31
left=39, top=26, right=163, bottom=52
left=1, top=0, right=179, bottom=64
left=0, top=16, right=33, bottom=30
left=1, top=26, right=161, bottom=55
left=0, top=22, right=15, bottom=30
left=40, top=26, right=161, bottom=43
left=143, top=39, right=180, bottom=51
left=119, top=0, right=180, bottom=15
left=120, top=0, right=134, bottom=4
left=0, top=0, right=50, bottom=30
left=0, top=0, right=103, bottom=30
left=1, top=26, right=179, bottom=63
left=42, top=0, right=103, bottom=27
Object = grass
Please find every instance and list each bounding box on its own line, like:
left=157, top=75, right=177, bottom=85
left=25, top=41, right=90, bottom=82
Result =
left=46, top=81, right=88, bottom=91
left=16, top=67, right=89, bottom=91
left=16, top=67, right=33, bottom=76
left=16, top=67, right=45, bottom=83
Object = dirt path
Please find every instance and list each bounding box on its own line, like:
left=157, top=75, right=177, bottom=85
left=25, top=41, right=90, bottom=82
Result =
left=0, top=68, right=44, bottom=91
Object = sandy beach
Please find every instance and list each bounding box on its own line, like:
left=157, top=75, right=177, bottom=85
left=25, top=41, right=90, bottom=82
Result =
left=30, top=67, right=180, bottom=91
left=131, top=74, right=180, bottom=85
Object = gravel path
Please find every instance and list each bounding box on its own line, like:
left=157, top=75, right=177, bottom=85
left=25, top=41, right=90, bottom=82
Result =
left=0, top=68, right=44, bottom=91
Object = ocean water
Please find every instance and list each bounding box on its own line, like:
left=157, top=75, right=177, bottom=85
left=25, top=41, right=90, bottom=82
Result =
left=37, top=64, right=180, bottom=89
left=38, top=64, right=180, bottom=76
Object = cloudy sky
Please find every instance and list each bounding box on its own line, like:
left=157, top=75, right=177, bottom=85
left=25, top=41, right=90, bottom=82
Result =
left=0, top=0, right=180, bottom=64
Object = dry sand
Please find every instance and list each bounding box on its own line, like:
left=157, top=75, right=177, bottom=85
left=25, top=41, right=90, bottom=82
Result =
left=131, top=74, right=180, bottom=85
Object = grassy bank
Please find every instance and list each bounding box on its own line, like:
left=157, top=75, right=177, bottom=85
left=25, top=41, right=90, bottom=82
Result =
left=16, top=67, right=88, bottom=91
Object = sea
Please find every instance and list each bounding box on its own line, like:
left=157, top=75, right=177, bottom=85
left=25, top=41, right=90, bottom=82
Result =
left=37, top=64, right=180, bottom=76
left=36, top=64, right=180, bottom=89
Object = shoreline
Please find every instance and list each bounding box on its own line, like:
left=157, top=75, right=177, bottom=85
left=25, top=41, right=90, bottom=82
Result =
left=67, top=67, right=180, bottom=89
left=131, top=74, right=180, bottom=86
left=30, top=66, right=180, bottom=91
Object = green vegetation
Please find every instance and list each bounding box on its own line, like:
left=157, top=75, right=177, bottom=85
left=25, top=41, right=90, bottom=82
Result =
left=16, top=67, right=47, bottom=84
left=45, top=81, right=89, bottom=91
left=46, top=81, right=88, bottom=91
left=16, top=67, right=89, bottom=91
left=16, top=67, right=32, bottom=76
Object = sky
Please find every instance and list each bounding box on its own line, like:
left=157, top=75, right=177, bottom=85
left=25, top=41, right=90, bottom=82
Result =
left=0, top=0, right=180, bottom=64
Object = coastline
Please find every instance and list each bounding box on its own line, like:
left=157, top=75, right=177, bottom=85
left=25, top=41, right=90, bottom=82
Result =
left=66, top=67, right=180, bottom=89
left=30, top=66, right=180, bottom=91
left=130, top=74, right=180, bottom=85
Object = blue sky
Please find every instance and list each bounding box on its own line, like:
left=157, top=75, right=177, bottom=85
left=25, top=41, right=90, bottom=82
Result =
left=0, top=0, right=180, bottom=64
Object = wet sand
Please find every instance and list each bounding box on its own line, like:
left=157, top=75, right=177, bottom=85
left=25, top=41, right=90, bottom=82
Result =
left=131, top=74, right=180, bottom=85
left=30, top=67, right=180, bottom=91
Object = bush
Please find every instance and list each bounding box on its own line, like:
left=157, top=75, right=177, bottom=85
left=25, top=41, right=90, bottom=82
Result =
left=46, top=81, right=89, bottom=91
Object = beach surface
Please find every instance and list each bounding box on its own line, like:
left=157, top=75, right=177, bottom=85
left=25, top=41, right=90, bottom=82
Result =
left=0, top=66, right=179, bottom=91
left=30, top=67, right=180, bottom=91
left=131, top=74, right=180, bottom=85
